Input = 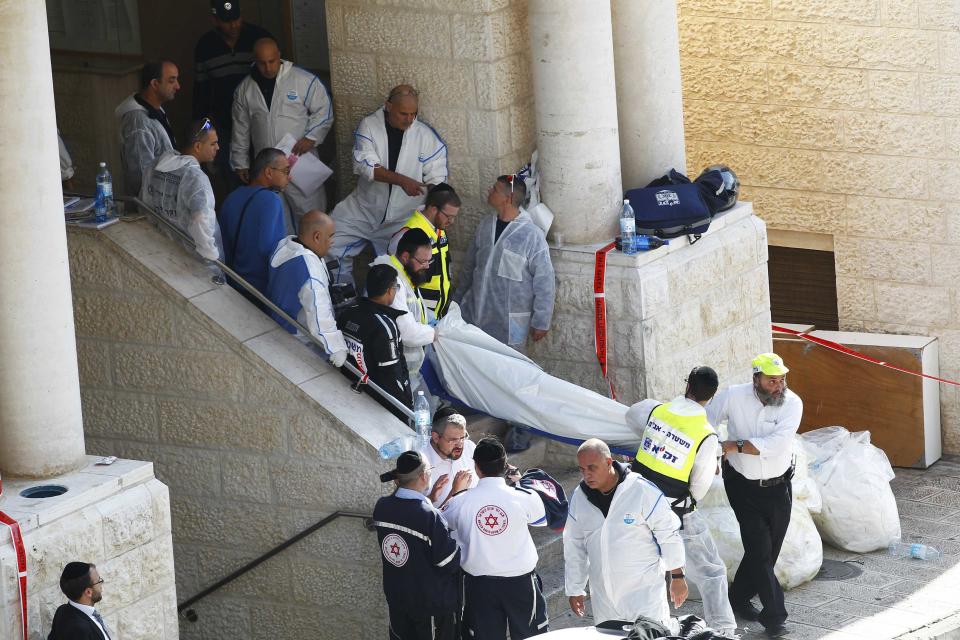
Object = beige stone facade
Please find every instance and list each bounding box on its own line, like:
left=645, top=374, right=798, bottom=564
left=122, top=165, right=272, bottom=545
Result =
left=678, top=0, right=960, bottom=452
left=68, top=222, right=409, bottom=639
left=326, top=0, right=536, bottom=253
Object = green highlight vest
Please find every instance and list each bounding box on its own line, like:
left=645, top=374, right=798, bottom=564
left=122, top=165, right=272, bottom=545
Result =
left=389, top=255, right=427, bottom=324
left=403, top=210, right=451, bottom=318
left=633, top=403, right=715, bottom=513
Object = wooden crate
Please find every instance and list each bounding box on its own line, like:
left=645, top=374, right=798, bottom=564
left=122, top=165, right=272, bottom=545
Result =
left=773, top=330, right=941, bottom=469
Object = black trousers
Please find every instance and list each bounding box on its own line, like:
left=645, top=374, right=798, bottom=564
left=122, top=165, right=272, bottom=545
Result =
left=723, top=463, right=792, bottom=628
left=388, top=606, right=459, bottom=640
left=463, top=572, right=548, bottom=639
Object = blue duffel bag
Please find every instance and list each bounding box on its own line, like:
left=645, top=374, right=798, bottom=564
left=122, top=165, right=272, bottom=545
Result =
left=624, top=169, right=726, bottom=242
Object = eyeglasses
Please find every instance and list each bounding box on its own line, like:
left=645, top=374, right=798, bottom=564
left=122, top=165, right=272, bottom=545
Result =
left=270, top=165, right=291, bottom=175
left=89, top=578, right=105, bottom=588
left=193, top=117, right=213, bottom=141
left=390, top=283, right=401, bottom=291
left=437, top=207, right=458, bottom=221
left=411, top=255, right=434, bottom=267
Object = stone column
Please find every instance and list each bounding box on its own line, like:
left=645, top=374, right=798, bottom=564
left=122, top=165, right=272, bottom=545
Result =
left=528, top=0, right=623, bottom=245
left=0, top=2, right=86, bottom=478
left=611, top=0, right=687, bottom=189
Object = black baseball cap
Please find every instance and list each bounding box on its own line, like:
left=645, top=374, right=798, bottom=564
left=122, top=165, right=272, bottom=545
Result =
left=211, top=0, right=241, bottom=21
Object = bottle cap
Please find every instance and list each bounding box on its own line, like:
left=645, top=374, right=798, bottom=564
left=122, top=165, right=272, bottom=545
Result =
left=623, top=199, right=629, bottom=204
left=99, top=162, right=106, bottom=167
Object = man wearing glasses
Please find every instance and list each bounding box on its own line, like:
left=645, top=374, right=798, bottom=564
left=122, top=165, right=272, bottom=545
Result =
left=337, top=264, right=414, bottom=420
left=372, top=228, right=438, bottom=405
left=421, top=411, right=478, bottom=507
left=218, top=147, right=290, bottom=308
left=48, top=562, right=111, bottom=639
left=390, top=183, right=461, bottom=319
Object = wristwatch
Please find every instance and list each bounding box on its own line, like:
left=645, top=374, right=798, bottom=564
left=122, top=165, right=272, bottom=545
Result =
left=736, top=439, right=744, bottom=453
left=671, top=570, right=685, bottom=579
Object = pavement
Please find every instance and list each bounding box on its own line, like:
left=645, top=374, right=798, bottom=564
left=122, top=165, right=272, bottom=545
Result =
left=548, top=455, right=960, bottom=639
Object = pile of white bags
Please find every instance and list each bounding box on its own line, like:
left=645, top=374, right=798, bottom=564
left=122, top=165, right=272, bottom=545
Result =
left=800, top=427, right=901, bottom=553
left=698, top=439, right=823, bottom=590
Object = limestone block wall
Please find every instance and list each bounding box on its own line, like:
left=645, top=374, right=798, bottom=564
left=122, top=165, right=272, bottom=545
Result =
left=677, top=0, right=960, bottom=452
left=325, top=0, right=535, bottom=254
left=530, top=204, right=772, bottom=405
left=67, top=221, right=409, bottom=640
left=0, top=460, right=176, bottom=640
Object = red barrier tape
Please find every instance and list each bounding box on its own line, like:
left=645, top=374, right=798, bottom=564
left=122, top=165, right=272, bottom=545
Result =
left=594, top=242, right=618, bottom=400
left=0, top=510, right=27, bottom=640
left=772, top=324, right=960, bottom=387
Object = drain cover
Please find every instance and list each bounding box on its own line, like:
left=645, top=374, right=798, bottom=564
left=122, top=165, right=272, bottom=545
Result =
left=814, top=559, right=863, bottom=581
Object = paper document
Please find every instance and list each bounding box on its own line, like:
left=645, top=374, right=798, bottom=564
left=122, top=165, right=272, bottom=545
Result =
left=276, top=133, right=333, bottom=192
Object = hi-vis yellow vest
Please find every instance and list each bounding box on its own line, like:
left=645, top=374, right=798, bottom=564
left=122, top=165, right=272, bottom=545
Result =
left=403, top=210, right=451, bottom=318
left=633, top=403, right=715, bottom=502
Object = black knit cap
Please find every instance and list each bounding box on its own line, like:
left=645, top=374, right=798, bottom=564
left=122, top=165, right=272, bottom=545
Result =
left=379, top=450, right=424, bottom=482
left=473, top=436, right=506, bottom=464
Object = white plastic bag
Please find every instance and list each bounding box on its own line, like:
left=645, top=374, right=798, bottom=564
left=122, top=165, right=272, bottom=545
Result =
left=800, top=426, right=901, bottom=553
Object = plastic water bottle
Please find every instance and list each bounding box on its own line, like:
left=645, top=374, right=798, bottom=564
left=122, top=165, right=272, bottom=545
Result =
left=888, top=540, right=941, bottom=561
left=414, top=391, right=432, bottom=450
left=95, top=162, right=113, bottom=223
left=636, top=235, right=667, bottom=251
left=378, top=436, right=411, bottom=460
left=619, top=199, right=637, bottom=255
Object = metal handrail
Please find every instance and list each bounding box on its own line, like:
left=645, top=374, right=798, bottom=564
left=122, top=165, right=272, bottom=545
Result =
left=67, top=193, right=415, bottom=421
left=176, top=510, right=374, bottom=620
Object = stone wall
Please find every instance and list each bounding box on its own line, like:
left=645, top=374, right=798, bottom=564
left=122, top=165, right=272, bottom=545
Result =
left=0, top=460, right=176, bottom=640
left=67, top=222, right=408, bottom=640
left=678, top=0, right=960, bottom=452
left=530, top=204, right=771, bottom=404
left=325, top=0, right=535, bottom=254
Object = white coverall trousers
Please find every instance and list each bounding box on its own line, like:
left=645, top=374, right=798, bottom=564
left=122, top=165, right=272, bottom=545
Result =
left=682, top=509, right=737, bottom=632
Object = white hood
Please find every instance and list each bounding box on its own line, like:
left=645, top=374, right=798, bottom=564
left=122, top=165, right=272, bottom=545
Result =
left=270, top=235, right=313, bottom=268
left=153, top=151, right=197, bottom=173
left=114, top=94, right=146, bottom=119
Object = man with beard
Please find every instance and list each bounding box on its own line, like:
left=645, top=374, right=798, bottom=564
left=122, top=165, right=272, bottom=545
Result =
left=707, top=353, right=803, bottom=637
left=372, top=228, right=437, bottom=401
left=421, top=411, right=477, bottom=507
left=48, top=562, right=111, bottom=639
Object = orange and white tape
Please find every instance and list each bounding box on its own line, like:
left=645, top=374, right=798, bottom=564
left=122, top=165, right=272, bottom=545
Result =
left=0, top=510, right=27, bottom=640
left=594, top=241, right=618, bottom=400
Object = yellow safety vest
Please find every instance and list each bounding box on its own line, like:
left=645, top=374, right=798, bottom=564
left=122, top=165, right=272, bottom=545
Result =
left=633, top=403, right=715, bottom=506
left=402, top=210, right=451, bottom=318
left=389, top=255, right=427, bottom=324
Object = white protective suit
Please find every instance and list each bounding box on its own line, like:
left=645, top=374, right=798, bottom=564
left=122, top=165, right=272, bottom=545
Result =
left=452, top=209, right=556, bottom=351
left=563, top=467, right=685, bottom=625
left=329, top=107, right=447, bottom=286
left=231, top=60, right=333, bottom=226
left=58, top=132, right=75, bottom=181
left=626, top=399, right=735, bottom=633
left=267, top=236, right=348, bottom=361
left=141, top=151, right=223, bottom=264
left=115, top=94, right=175, bottom=196
left=371, top=254, right=435, bottom=400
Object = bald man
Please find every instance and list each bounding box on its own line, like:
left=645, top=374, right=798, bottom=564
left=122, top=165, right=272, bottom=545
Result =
left=231, top=37, right=334, bottom=231
left=267, top=209, right=348, bottom=366
left=329, top=84, right=448, bottom=288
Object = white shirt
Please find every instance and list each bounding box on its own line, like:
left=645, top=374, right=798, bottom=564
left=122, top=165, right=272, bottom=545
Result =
left=421, top=438, right=478, bottom=507
left=627, top=396, right=721, bottom=502
left=706, top=382, right=803, bottom=480
left=443, top=476, right=546, bottom=577
left=69, top=601, right=110, bottom=640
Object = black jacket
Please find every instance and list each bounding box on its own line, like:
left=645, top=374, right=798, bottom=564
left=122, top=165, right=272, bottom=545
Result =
left=337, top=298, right=412, bottom=418
left=373, top=492, right=461, bottom=615
left=192, top=22, right=273, bottom=131
left=48, top=603, right=107, bottom=640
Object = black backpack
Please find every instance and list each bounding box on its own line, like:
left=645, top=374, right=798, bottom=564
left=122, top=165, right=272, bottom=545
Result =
left=624, top=169, right=728, bottom=243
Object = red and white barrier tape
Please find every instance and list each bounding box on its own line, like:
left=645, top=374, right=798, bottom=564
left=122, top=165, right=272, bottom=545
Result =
left=0, top=510, right=27, bottom=640
left=772, top=324, right=960, bottom=387
left=594, top=241, right=618, bottom=400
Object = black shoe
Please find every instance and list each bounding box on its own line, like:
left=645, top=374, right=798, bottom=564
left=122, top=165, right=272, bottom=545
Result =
left=764, top=622, right=789, bottom=637
left=731, top=601, right=761, bottom=621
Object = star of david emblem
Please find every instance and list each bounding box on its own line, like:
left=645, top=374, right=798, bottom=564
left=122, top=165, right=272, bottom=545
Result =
left=484, top=515, right=499, bottom=527
left=389, top=543, right=401, bottom=556
left=475, top=505, right=508, bottom=536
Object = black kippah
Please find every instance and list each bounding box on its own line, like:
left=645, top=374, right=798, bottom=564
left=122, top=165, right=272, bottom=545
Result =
left=379, top=450, right=423, bottom=482
left=428, top=182, right=453, bottom=194
left=61, top=562, right=91, bottom=582
left=473, top=437, right=506, bottom=464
